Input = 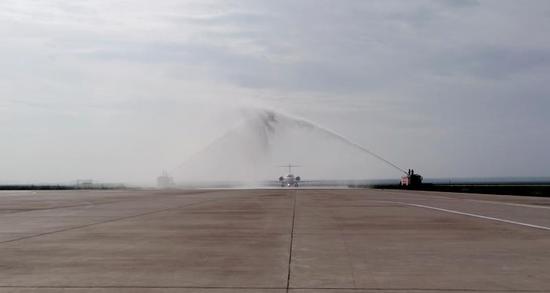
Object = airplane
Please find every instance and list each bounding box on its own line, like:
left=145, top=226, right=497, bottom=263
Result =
left=278, top=164, right=301, bottom=187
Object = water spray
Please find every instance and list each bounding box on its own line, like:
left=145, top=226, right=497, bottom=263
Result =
left=169, top=107, right=410, bottom=185
left=257, top=109, right=409, bottom=175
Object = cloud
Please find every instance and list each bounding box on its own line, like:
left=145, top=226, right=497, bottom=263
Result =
left=434, top=47, right=550, bottom=79
left=1, top=0, right=550, bottom=183
left=439, top=0, right=480, bottom=8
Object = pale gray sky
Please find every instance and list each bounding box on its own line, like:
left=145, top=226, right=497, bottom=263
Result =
left=1, top=0, right=549, bottom=184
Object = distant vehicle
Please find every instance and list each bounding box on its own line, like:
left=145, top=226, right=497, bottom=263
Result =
left=400, top=169, right=423, bottom=186
left=278, top=164, right=301, bottom=187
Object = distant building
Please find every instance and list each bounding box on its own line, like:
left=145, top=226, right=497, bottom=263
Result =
left=157, top=171, right=175, bottom=188
left=401, top=169, right=423, bottom=186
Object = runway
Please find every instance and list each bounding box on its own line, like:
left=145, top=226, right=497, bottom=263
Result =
left=0, top=188, right=549, bottom=292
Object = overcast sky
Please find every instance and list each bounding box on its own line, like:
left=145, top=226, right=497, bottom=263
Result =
left=1, top=0, right=550, bottom=184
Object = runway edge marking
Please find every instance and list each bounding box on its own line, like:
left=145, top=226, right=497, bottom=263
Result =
left=382, top=201, right=550, bottom=231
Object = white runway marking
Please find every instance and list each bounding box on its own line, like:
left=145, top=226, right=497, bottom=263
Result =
left=466, top=199, right=550, bottom=210
left=385, top=201, right=550, bottom=231
left=381, top=190, right=550, bottom=210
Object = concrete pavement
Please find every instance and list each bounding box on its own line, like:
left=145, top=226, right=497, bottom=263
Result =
left=0, top=188, right=549, bottom=292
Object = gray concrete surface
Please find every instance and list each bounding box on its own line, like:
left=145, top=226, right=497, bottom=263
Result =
left=0, top=188, right=549, bottom=292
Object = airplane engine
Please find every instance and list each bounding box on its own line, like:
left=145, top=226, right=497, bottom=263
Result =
left=279, top=176, right=284, bottom=182
left=295, top=176, right=301, bottom=181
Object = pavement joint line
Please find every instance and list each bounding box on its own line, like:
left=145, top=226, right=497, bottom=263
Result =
left=0, top=198, right=148, bottom=215
left=287, top=288, right=547, bottom=292
left=0, top=286, right=546, bottom=292
left=286, top=190, right=297, bottom=293
left=379, top=189, right=550, bottom=210
left=463, top=199, right=550, bottom=210
left=0, top=285, right=284, bottom=288
left=0, top=195, right=241, bottom=245
left=0, top=190, right=221, bottom=216
left=382, top=200, right=550, bottom=231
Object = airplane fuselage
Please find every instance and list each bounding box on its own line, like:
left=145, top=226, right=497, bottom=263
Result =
left=279, top=174, right=300, bottom=187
